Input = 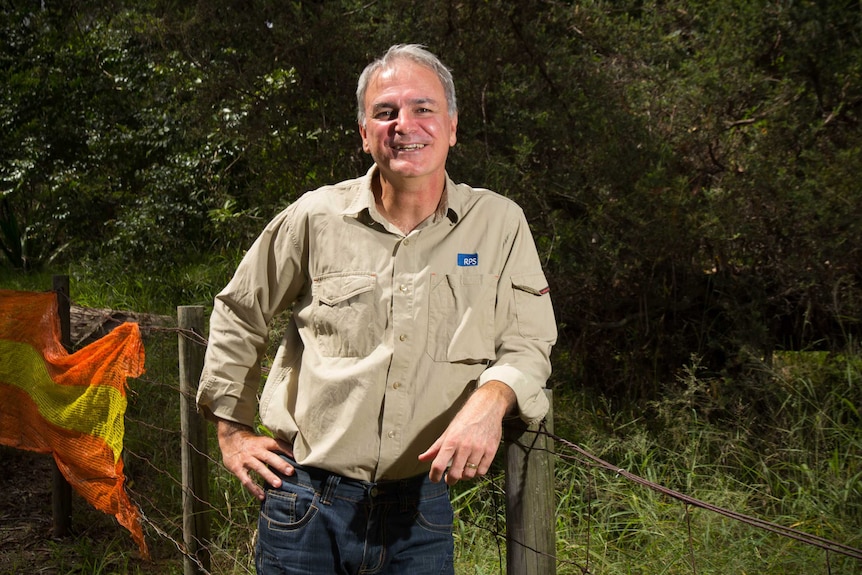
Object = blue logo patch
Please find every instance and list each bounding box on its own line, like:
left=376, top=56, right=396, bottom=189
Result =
left=457, top=253, right=479, bottom=267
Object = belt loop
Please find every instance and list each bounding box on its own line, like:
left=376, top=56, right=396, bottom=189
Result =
left=320, top=474, right=340, bottom=506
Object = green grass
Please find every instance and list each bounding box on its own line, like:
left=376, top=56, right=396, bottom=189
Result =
left=542, top=351, right=862, bottom=575
left=0, top=254, right=237, bottom=315
left=2, top=264, right=860, bottom=574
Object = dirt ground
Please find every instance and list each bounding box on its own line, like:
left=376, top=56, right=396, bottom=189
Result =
left=0, top=447, right=171, bottom=575
left=0, top=448, right=56, bottom=574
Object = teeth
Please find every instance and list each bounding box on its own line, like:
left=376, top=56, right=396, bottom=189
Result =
left=397, top=144, right=425, bottom=150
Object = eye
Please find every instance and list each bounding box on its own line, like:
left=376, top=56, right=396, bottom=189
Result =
left=374, top=109, right=395, bottom=120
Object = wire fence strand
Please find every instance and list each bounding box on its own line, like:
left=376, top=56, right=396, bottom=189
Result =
left=37, top=322, right=854, bottom=574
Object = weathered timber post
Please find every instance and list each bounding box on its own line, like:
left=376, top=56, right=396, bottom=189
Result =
left=178, top=306, right=211, bottom=575
left=505, top=389, right=555, bottom=575
left=52, top=275, right=73, bottom=538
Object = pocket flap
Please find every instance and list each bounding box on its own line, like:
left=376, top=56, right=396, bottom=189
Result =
left=512, top=273, right=550, bottom=297
left=314, top=273, right=376, bottom=306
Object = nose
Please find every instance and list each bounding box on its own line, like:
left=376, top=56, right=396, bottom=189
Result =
left=394, top=109, right=417, bottom=133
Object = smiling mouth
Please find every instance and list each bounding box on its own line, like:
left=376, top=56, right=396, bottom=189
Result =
left=394, top=143, right=426, bottom=151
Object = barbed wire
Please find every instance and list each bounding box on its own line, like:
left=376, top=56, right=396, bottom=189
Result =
left=114, top=326, right=862, bottom=573
left=538, top=426, right=862, bottom=562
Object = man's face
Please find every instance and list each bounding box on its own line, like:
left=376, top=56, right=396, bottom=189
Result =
left=359, top=60, right=457, bottom=187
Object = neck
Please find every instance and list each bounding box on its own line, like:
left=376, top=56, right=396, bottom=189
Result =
left=374, top=171, right=446, bottom=234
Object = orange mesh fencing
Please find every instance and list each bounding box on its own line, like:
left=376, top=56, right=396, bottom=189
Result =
left=0, top=290, right=149, bottom=558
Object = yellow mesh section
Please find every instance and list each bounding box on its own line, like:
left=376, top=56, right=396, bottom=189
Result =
left=0, top=290, right=149, bottom=558
left=0, top=340, right=127, bottom=462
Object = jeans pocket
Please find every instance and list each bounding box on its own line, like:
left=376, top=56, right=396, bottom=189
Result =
left=413, top=491, right=454, bottom=535
left=260, top=485, right=319, bottom=532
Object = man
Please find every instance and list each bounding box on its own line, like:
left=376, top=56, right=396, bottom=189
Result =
left=197, top=44, right=556, bottom=574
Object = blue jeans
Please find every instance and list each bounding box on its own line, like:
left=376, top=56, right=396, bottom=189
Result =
left=255, top=457, right=455, bottom=574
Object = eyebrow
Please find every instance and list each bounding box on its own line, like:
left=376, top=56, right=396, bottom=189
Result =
left=372, top=97, right=440, bottom=111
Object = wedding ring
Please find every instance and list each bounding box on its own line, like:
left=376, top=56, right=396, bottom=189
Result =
left=465, top=463, right=478, bottom=469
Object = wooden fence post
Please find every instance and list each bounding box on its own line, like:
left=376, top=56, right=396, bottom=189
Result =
left=505, top=389, right=555, bottom=575
left=178, top=306, right=211, bottom=575
left=52, top=275, right=73, bottom=538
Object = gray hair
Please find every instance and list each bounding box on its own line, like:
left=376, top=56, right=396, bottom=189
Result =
left=356, top=44, right=458, bottom=125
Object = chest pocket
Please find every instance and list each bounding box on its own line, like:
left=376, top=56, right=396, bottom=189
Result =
left=427, top=273, right=497, bottom=363
left=312, top=272, right=380, bottom=358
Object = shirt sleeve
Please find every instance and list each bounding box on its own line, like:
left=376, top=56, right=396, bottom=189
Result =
left=477, top=203, right=557, bottom=425
left=196, top=203, right=307, bottom=426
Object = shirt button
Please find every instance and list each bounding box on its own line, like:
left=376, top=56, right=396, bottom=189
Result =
left=392, top=382, right=401, bottom=390
left=387, top=430, right=396, bottom=438
left=399, top=284, right=408, bottom=292
left=403, top=239, right=411, bottom=246
left=399, top=334, right=407, bottom=342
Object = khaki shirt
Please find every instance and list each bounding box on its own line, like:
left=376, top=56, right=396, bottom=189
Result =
left=197, top=166, right=556, bottom=481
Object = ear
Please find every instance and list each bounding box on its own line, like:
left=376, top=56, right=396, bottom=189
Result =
left=358, top=122, right=371, bottom=153
left=449, top=113, right=458, bottom=147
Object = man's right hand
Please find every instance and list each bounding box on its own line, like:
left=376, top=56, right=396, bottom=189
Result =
left=216, top=419, right=295, bottom=501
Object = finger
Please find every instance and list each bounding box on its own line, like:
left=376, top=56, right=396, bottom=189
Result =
left=245, top=456, right=290, bottom=498
left=257, top=461, right=285, bottom=489
left=228, top=449, right=290, bottom=496
left=258, top=443, right=295, bottom=477
left=455, top=454, right=485, bottom=483
left=417, top=437, right=441, bottom=462
left=421, top=440, right=452, bottom=484
left=428, top=456, right=447, bottom=483
left=445, top=467, right=462, bottom=486
left=474, top=449, right=494, bottom=476
left=238, top=468, right=266, bottom=501
left=448, top=448, right=472, bottom=478
left=454, top=465, right=477, bottom=484
left=275, top=438, right=295, bottom=459
left=463, top=460, right=481, bottom=478
left=443, top=454, right=471, bottom=486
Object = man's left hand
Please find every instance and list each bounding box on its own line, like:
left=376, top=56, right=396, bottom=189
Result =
left=418, top=380, right=516, bottom=486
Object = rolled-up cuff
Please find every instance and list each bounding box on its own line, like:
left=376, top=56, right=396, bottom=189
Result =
left=477, top=365, right=549, bottom=425
left=196, top=374, right=258, bottom=427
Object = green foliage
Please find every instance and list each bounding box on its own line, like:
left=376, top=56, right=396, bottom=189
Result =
left=4, top=5, right=861, bottom=571
left=2, top=0, right=861, bottom=399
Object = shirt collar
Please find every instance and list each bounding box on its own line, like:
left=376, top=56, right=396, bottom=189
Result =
left=343, top=165, right=461, bottom=226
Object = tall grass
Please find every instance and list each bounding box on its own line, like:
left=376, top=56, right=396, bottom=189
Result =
left=538, top=351, right=860, bottom=575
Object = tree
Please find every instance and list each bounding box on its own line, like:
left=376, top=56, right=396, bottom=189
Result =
left=3, top=0, right=859, bottom=401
